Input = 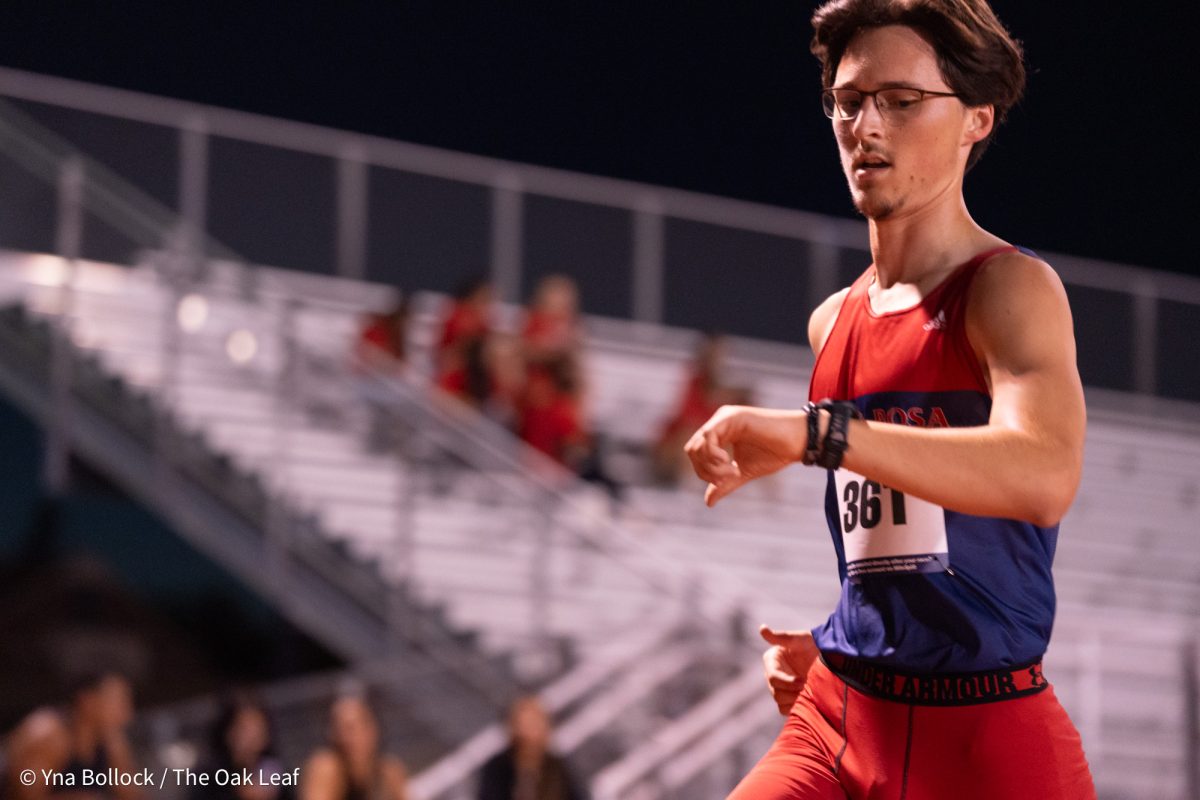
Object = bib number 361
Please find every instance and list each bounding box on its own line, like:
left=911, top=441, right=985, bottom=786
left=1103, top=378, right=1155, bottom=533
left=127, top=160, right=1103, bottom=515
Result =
left=841, top=479, right=907, bottom=533
left=833, top=470, right=949, bottom=577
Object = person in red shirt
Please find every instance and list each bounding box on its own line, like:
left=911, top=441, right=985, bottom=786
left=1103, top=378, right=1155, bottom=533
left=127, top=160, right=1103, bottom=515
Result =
left=518, top=355, right=587, bottom=467
left=354, top=297, right=409, bottom=373
left=436, top=334, right=523, bottom=428
left=521, top=275, right=582, bottom=371
left=436, top=278, right=494, bottom=379
left=518, top=354, right=622, bottom=498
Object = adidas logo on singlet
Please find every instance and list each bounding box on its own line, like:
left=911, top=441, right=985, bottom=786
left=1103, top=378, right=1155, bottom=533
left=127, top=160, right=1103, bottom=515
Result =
left=923, top=309, right=947, bottom=331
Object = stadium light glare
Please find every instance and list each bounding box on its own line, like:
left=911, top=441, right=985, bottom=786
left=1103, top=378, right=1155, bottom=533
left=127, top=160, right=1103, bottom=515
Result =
left=225, top=329, right=257, bottom=364
left=176, top=293, right=208, bottom=332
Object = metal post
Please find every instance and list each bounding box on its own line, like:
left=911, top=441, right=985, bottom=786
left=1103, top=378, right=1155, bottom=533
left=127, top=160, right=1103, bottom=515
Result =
left=42, top=157, right=84, bottom=495
left=531, top=499, right=553, bottom=666
left=266, top=299, right=297, bottom=596
left=490, top=171, right=524, bottom=304
left=1184, top=637, right=1199, bottom=800
left=177, top=115, right=209, bottom=275
left=1132, top=278, right=1158, bottom=395
left=155, top=280, right=184, bottom=482
left=336, top=143, right=369, bottom=280
left=632, top=197, right=665, bottom=324
left=1079, top=632, right=1103, bottom=768
left=388, top=460, right=417, bottom=653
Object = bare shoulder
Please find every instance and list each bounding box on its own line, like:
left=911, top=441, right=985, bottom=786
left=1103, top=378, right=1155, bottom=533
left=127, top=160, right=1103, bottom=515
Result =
left=969, top=251, right=1069, bottom=311
left=967, top=251, right=1072, bottom=330
left=299, top=750, right=344, bottom=800
left=966, top=250, right=1078, bottom=374
left=380, top=756, right=408, bottom=798
left=9, top=709, right=68, bottom=751
left=808, top=287, right=851, bottom=356
left=303, top=749, right=340, bottom=772
left=301, top=749, right=343, bottom=784
left=5, top=709, right=70, bottom=780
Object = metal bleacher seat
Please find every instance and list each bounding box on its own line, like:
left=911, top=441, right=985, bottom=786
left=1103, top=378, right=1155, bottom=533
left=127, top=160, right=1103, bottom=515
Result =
left=6, top=248, right=1200, bottom=799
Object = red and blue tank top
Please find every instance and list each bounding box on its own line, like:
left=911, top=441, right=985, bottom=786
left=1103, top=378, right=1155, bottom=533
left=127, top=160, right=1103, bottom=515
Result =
left=808, top=246, right=1058, bottom=673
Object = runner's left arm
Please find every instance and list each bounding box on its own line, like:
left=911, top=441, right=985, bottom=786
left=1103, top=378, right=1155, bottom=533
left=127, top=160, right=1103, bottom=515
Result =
left=687, top=254, right=1086, bottom=527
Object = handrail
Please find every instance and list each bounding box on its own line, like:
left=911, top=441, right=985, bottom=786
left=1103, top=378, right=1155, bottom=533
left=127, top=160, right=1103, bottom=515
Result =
left=407, top=619, right=685, bottom=800
left=590, top=618, right=1200, bottom=799
left=0, top=98, right=240, bottom=262
left=0, top=67, right=865, bottom=248
left=590, top=662, right=766, bottom=800
left=6, top=66, right=1200, bottom=308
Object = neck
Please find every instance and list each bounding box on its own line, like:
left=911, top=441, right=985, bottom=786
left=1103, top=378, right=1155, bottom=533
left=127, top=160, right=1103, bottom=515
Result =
left=867, top=184, right=993, bottom=288
left=514, top=743, right=545, bottom=769
left=342, top=748, right=376, bottom=779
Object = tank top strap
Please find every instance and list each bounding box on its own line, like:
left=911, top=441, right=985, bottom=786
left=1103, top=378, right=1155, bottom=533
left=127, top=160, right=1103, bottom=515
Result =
left=935, top=245, right=1020, bottom=300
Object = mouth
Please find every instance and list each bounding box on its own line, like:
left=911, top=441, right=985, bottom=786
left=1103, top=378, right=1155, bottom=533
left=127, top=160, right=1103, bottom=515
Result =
left=852, top=156, right=892, bottom=181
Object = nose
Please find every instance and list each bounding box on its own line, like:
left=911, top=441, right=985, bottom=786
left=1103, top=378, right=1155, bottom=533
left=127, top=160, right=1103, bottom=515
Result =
left=849, top=94, right=886, bottom=139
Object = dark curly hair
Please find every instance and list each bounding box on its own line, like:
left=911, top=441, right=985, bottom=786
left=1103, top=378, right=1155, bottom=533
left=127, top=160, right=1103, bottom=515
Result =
left=811, top=0, right=1025, bottom=170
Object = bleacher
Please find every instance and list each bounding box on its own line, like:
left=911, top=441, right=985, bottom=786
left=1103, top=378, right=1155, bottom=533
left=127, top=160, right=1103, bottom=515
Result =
left=3, top=247, right=1199, bottom=798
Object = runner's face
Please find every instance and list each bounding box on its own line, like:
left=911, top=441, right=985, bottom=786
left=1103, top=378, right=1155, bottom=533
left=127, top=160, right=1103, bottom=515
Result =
left=831, top=25, right=978, bottom=221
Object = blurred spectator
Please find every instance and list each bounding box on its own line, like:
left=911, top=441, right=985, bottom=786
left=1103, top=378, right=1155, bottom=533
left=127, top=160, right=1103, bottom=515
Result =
left=191, top=692, right=291, bottom=800
left=521, top=276, right=582, bottom=371
left=437, top=278, right=494, bottom=377
left=477, top=697, right=585, bottom=800
left=517, top=350, right=619, bottom=500
left=437, top=334, right=524, bottom=427
left=299, top=695, right=406, bottom=800
left=651, top=333, right=753, bottom=485
left=2, top=671, right=138, bottom=800
left=517, top=355, right=587, bottom=468
left=354, top=298, right=410, bottom=374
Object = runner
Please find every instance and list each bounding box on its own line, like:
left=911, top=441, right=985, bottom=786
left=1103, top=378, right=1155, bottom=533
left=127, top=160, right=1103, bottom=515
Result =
left=686, top=1, right=1096, bottom=797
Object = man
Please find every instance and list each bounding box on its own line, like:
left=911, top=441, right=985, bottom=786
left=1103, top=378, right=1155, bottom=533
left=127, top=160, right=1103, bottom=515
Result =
left=685, top=1, right=1096, bottom=797
left=2, top=671, right=139, bottom=800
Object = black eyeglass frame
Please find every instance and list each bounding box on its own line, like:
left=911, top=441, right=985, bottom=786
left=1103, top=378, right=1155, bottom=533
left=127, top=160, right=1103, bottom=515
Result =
left=821, top=87, right=960, bottom=121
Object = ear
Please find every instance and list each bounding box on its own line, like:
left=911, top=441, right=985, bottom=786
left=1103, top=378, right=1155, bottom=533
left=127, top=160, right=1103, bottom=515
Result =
left=964, top=104, right=995, bottom=145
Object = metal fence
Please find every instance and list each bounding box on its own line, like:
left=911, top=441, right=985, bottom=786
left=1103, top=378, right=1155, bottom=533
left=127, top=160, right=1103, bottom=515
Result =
left=2, top=66, right=1198, bottom=402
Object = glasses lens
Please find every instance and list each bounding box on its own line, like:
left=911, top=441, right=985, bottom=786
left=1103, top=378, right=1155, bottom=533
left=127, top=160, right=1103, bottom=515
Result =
left=821, top=91, right=837, bottom=118
left=826, top=90, right=863, bottom=119
left=876, top=88, right=923, bottom=117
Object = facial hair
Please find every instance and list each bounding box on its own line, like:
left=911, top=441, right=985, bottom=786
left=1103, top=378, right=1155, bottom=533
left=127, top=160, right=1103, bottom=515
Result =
left=852, top=191, right=898, bottom=221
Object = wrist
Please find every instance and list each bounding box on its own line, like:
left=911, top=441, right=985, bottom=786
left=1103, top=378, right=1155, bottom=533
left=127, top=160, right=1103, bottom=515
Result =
left=804, top=400, right=861, bottom=470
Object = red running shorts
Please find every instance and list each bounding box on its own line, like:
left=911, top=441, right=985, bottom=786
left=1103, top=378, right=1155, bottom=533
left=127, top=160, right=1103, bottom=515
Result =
left=728, top=655, right=1096, bottom=799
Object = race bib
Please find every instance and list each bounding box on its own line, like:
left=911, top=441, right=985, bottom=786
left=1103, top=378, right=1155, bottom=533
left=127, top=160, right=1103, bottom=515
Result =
left=834, top=470, right=949, bottom=579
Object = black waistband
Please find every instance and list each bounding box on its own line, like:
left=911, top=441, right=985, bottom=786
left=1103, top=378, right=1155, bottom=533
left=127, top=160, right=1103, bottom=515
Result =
left=821, top=652, right=1050, bottom=707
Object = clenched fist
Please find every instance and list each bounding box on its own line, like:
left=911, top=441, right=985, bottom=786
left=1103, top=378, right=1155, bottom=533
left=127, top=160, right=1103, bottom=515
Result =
left=760, top=624, right=820, bottom=715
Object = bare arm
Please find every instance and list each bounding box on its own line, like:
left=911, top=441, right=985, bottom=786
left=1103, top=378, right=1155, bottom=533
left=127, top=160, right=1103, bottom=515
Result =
left=5, top=712, right=70, bottom=800
left=839, top=254, right=1084, bottom=525
left=104, top=732, right=141, bottom=800
left=381, top=758, right=408, bottom=800
left=688, top=253, right=1085, bottom=526
left=298, top=752, right=343, bottom=800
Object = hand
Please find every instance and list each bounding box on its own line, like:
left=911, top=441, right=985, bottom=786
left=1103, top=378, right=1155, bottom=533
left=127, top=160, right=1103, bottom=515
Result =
left=760, top=625, right=820, bottom=716
left=684, top=406, right=809, bottom=506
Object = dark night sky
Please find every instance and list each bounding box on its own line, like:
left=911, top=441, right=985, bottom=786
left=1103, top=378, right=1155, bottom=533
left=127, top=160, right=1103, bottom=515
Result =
left=0, top=2, right=1197, bottom=278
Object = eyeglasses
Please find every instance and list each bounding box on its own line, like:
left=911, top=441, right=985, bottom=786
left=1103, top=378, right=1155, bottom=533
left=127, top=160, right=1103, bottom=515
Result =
left=821, top=87, right=959, bottom=122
